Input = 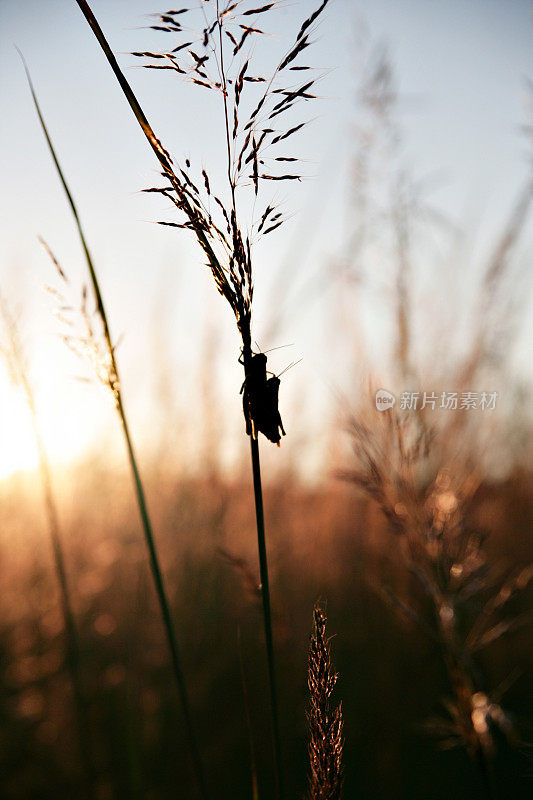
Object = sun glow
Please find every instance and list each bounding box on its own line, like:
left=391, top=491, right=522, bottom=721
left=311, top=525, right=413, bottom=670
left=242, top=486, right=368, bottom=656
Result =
left=0, top=372, right=97, bottom=482
left=0, top=378, right=39, bottom=479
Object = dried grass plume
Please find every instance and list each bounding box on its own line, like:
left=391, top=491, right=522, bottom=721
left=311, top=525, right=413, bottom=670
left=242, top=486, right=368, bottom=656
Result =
left=308, top=604, right=344, bottom=800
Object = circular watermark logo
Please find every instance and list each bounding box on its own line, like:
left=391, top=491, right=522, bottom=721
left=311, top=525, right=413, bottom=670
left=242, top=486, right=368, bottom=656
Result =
left=375, top=389, right=396, bottom=411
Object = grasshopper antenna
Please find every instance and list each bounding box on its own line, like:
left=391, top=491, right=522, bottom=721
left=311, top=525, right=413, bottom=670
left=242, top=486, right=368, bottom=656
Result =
left=254, top=341, right=295, bottom=355
left=277, top=358, right=302, bottom=378
left=263, top=343, right=295, bottom=354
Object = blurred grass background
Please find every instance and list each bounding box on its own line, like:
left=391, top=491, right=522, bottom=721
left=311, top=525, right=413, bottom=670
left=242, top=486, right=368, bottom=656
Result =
left=0, top=457, right=531, bottom=799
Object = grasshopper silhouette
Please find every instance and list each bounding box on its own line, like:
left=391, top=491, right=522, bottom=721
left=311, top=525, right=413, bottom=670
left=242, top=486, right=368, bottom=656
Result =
left=240, top=351, right=286, bottom=446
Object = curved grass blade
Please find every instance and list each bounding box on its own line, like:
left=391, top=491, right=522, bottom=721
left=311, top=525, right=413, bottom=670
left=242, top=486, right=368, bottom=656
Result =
left=20, top=51, right=209, bottom=800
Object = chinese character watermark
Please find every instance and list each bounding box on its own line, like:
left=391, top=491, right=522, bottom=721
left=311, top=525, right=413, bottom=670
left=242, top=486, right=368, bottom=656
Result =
left=376, top=390, right=498, bottom=413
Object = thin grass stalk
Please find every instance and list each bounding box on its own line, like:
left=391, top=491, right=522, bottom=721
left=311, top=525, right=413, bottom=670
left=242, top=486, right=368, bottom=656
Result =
left=476, top=749, right=498, bottom=800
left=247, top=424, right=284, bottom=799
left=217, top=0, right=284, bottom=775
left=0, top=297, right=95, bottom=796
left=440, top=642, right=499, bottom=800
left=113, top=397, right=209, bottom=796
left=116, top=401, right=208, bottom=799
left=237, top=627, right=259, bottom=800
left=73, top=0, right=221, bottom=275
left=21, top=57, right=208, bottom=800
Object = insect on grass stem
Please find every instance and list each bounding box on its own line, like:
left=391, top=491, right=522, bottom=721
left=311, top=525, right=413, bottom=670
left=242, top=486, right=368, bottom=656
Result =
left=243, top=343, right=284, bottom=800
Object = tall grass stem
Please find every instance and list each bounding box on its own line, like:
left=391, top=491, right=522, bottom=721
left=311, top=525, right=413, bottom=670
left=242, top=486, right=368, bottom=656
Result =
left=237, top=627, right=259, bottom=800
left=21, top=55, right=208, bottom=800
left=248, top=429, right=284, bottom=799
left=117, top=403, right=208, bottom=799
left=477, top=749, right=498, bottom=800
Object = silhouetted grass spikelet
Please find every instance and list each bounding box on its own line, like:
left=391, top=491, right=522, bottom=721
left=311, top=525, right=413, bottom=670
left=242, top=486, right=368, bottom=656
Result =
left=308, top=605, right=344, bottom=800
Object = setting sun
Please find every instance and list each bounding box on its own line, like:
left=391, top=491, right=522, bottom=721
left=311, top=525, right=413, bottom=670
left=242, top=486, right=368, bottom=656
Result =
left=0, top=375, right=39, bottom=478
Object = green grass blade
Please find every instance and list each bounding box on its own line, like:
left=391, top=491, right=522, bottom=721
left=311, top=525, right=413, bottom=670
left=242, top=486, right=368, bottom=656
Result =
left=75, top=0, right=172, bottom=170
left=73, top=0, right=223, bottom=283
left=21, top=52, right=209, bottom=800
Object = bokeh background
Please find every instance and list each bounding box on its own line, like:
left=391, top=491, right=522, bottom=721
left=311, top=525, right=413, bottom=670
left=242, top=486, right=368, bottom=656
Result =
left=0, top=1, right=532, bottom=798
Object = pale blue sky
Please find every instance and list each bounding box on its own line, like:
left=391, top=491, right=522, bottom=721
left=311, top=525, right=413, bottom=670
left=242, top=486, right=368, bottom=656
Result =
left=0, top=0, right=531, bottom=477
